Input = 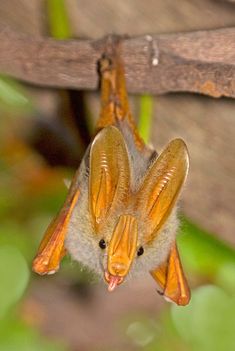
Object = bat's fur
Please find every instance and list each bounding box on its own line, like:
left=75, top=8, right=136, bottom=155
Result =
left=65, top=120, right=179, bottom=280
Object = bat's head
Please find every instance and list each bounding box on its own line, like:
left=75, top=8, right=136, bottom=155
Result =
left=66, top=126, right=189, bottom=291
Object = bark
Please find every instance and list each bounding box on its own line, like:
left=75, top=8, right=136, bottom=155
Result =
left=1, top=26, right=235, bottom=97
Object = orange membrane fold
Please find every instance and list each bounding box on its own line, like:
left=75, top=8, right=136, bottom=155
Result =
left=150, top=242, right=190, bottom=306
left=32, top=190, right=80, bottom=275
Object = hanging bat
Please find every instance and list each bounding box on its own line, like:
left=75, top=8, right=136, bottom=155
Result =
left=32, top=42, right=190, bottom=306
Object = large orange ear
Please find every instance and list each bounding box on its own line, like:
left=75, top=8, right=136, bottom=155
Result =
left=150, top=242, right=190, bottom=306
left=89, top=126, right=130, bottom=232
left=135, top=139, right=189, bottom=243
left=32, top=183, right=80, bottom=275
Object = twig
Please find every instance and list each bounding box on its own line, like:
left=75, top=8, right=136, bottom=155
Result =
left=1, top=26, right=235, bottom=98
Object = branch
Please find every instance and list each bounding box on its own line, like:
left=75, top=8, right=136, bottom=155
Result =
left=1, top=26, right=235, bottom=98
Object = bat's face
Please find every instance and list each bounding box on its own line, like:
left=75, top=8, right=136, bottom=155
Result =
left=65, top=125, right=189, bottom=291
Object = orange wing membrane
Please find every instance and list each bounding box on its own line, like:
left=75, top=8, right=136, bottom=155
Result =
left=150, top=242, right=190, bottom=305
left=32, top=188, right=80, bottom=275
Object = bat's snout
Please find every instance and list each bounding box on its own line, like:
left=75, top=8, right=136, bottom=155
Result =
left=105, top=214, right=138, bottom=291
left=109, top=261, right=128, bottom=276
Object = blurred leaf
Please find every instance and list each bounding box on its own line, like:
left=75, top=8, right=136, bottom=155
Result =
left=0, top=221, right=44, bottom=262
left=0, top=246, right=29, bottom=317
left=0, top=317, right=67, bottom=351
left=0, top=76, right=31, bottom=109
left=171, top=285, right=235, bottom=351
left=178, top=219, right=235, bottom=277
left=215, top=263, right=235, bottom=292
left=138, top=95, right=153, bottom=143
left=46, top=0, right=72, bottom=39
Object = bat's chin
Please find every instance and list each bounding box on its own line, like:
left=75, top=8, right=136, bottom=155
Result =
left=104, top=271, right=124, bottom=292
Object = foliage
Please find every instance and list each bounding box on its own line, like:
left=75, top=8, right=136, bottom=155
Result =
left=138, top=95, right=153, bottom=143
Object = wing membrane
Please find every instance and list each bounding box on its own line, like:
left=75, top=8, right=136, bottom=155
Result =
left=150, top=242, right=190, bottom=305
left=32, top=187, right=80, bottom=275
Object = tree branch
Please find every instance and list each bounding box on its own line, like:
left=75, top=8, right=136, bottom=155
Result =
left=1, top=26, right=235, bottom=98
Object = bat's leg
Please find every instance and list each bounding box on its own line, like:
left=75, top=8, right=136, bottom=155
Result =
left=32, top=174, right=80, bottom=275
left=96, top=54, right=116, bottom=128
left=150, top=242, right=190, bottom=306
left=96, top=39, right=145, bottom=151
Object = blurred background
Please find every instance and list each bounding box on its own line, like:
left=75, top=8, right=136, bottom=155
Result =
left=0, top=0, right=235, bottom=350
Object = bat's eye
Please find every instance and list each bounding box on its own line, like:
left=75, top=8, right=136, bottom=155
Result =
left=99, top=239, right=106, bottom=249
left=137, top=246, right=144, bottom=256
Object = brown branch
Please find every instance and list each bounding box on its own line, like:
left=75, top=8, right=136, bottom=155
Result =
left=1, top=26, right=235, bottom=98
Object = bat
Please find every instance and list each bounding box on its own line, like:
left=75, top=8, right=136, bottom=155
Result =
left=32, top=41, right=190, bottom=306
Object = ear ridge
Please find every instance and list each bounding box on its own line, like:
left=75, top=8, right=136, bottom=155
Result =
left=89, top=126, right=130, bottom=232
left=135, top=138, right=189, bottom=242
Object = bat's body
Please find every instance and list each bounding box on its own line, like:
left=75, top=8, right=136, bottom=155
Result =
left=65, top=121, right=177, bottom=278
left=33, top=43, right=190, bottom=305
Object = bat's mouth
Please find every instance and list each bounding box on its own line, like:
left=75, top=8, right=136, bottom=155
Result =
left=104, top=271, right=124, bottom=292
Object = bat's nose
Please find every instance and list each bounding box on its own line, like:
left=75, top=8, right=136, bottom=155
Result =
left=109, top=262, right=128, bottom=276
left=107, top=214, right=138, bottom=279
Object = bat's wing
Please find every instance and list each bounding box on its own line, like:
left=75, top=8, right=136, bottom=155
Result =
left=150, top=242, right=190, bottom=305
left=32, top=173, right=80, bottom=275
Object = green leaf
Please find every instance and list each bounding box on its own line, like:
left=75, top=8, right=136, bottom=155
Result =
left=0, top=76, right=30, bottom=108
left=46, top=0, right=72, bottom=39
left=171, top=285, right=235, bottom=351
left=0, top=246, right=29, bottom=317
left=138, top=95, right=153, bottom=143
left=215, top=263, right=235, bottom=292
left=0, top=317, right=67, bottom=351
left=178, top=218, right=235, bottom=277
